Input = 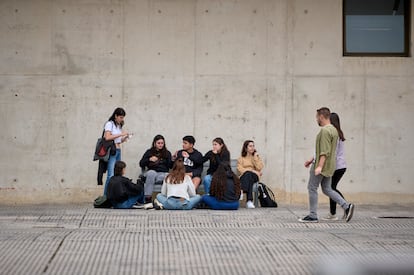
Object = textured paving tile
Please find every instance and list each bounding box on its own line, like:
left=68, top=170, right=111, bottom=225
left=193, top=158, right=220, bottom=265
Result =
left=0, top=204, right=413, bottom=275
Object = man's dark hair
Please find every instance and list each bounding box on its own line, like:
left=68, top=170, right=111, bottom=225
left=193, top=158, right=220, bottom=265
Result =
left=183, top=135, right=195, bottom=145
left=317, top=107, right=331, bottom=119
left=114, top=161, right=126, bottom=176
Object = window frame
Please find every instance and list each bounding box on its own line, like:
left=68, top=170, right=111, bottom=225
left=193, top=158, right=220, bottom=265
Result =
left=343, top=0, right=411, bottom=57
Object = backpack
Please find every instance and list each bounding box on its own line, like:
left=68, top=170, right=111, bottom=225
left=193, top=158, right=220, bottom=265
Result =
left=93, top=123, right=116, bottom=162
left=93, top=195, right=112, bottom=208
left=258, top=183, right=278, bottom=208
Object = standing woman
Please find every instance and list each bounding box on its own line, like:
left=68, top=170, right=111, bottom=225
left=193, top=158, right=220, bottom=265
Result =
left=237, top=140, right=264, bottom=209
left=322, top=112, right=347, bottom=220
left=103, top=107, right=129, bottom=195
left=139, top=134, right=173, bottom=203
left=155, top=159, right=201, bottom=210
left=202, top=137, right=230, bottom=194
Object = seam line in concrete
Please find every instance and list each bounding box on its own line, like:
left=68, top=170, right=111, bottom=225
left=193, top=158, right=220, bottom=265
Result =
left=42, top=231, right=72, bottom=273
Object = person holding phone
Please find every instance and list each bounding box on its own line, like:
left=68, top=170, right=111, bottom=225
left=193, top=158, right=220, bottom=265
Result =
left=103, top=107, right=130, bottom=196
left=237, top=140, right=264, bottom=209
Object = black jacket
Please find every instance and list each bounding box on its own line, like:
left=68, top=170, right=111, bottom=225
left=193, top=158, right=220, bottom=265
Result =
left=203, top=150, right=230, bottom=175
left=176, top=149, right=204, bottom=177
left=107, top=176, right=143, bottom=204
left=211, top=171, right=239, bottom=202
left=139, top=149, right=172, bottom=172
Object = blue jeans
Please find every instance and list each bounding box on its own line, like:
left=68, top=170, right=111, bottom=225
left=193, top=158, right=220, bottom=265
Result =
left=113, top=194, right=143, bottom=209
left=104, top=149, right=121, bottom=196
left=202, top=174, right=212, bottom=194
left=202, top=195, right=239, bottom=210
left=156, top=193, right=201, bottom=210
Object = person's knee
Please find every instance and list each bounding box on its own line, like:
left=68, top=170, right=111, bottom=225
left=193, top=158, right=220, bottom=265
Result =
left=146, top=170, right=157, bottom=177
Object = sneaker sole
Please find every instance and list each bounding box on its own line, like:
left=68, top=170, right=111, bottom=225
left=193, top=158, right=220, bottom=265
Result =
left=298, top=218, right=319, bottom=223
left=321, top=217, right=339, bottom=221
left=346, top=204, right=355, bottom=222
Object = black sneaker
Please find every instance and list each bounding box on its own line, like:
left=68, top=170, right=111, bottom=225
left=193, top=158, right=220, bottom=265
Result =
left=345, top=204, right=355, bottom=222
left=299, top=215, right=319, bottom=223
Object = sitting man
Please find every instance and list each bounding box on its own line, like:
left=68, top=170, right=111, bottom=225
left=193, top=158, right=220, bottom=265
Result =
left=172, top=135, right=204, bottom=190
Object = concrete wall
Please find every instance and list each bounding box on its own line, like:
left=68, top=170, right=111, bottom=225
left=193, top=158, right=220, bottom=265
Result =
left=1, top=0, right=413, bottom=205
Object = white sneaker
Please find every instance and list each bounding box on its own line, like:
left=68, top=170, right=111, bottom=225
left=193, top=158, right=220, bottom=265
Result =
left=239, top=191, right=244, bottom=201
left=246, top=200, right=255, bottom=209
left=321, top=213, right=339, bottom=221
left=143, top=202, right=154, bottom=210
left=153, top=199, right=163, bottom=210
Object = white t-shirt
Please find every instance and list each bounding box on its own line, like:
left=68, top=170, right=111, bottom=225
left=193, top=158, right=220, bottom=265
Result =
left=161, top=175, right=196, bottom=201
left=104, top=121, right=122, bottom=144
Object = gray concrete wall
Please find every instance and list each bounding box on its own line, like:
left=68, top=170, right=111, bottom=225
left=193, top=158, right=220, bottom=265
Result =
left=0, top=0, right=413, bottom=205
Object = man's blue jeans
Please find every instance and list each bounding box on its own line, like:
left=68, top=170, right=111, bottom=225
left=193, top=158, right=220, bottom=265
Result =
left=156, top=194, right=201, bottom=210
left=104, top=148, right=121, bottom=196
left=202, top=195, right=239, bottom=210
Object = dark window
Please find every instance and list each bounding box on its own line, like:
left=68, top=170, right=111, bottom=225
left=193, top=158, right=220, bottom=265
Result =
left=343, top=0, right=411, bottom=56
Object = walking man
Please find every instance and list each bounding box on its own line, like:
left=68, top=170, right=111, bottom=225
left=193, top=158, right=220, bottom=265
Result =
left=299, top=107, right=354, bottom=223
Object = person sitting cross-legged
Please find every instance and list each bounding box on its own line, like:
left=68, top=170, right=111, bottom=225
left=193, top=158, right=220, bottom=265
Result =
left=155, top=158, right=202, bottom=210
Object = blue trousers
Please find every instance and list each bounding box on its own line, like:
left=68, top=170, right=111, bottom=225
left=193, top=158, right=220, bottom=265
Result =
left=104, top=149, right=121, bottom=196
left=156, top=194, right=201, bottom=210
left=113, top=194, right=143, bottom=209
left=202, top=195, right=239, bottom=210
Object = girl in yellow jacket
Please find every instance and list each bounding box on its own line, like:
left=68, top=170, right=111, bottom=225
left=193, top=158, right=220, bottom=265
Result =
left=237, top=140, right=264, bottom=209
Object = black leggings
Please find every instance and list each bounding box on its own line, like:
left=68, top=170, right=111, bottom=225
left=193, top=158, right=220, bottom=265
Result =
left=330, top=168, right=346, bottom=215
left=240, top=171, right=259, bottom=201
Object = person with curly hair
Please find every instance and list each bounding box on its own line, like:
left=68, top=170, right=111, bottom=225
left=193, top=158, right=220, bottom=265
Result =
left=202, top=162, right=241, bottom=210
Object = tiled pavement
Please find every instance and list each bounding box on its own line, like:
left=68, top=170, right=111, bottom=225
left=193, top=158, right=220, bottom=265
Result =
left=0, top=204, right=413, bottom=274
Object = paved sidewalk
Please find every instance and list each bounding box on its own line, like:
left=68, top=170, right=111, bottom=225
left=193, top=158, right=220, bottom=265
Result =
left=0, top=204, right=413, bottom=275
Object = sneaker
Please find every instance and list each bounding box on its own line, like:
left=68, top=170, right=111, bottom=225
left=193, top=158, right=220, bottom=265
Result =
left=299, top=215, right=319, bottom=223
left=143, top=202, right=154, bottom=210
left=239, top=191, right=244, bottom=201
left=321, top=213, right=339, bottom=221
left=131, top=202, right=145, bottom=209
left=345, top=204, right=355, bottom=222
left=246, top=200, right=255, bottom=209
left=153, top=199, right=163, bottom=210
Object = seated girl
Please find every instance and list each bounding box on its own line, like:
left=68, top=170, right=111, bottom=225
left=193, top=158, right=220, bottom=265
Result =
left=202, top=162, right=241, bottom=210
left=155, top=159, right=201, bottom=210
left=107, top=161, right=144, bottom=209
left=202, top=137, right=230, bottom=194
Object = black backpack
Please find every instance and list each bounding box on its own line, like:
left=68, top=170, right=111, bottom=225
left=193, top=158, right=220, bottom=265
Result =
left=258, top=183, right=278, bottom=208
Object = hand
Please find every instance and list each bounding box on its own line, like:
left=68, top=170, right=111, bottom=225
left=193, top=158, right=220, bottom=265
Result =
left=314, top=166, right=322, bottom=176
left=172, top=151, right=178, bottom=161
left=121, top=130, right=129, bottom=137
left=182, top=151, right=189, bottom=158
left=304, top=159, right=313, bottom=168
left=150, top=156, right=158, bottom=162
